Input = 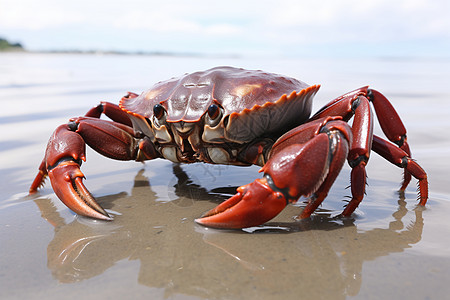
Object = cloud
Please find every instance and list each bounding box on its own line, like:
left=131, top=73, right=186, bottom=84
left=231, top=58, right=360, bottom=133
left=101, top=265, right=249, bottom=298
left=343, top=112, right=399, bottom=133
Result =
left=266, top=0, right=450, bottom=42
left=0, top=0, right=448, bottom=56
left=0, top=0, right=84, bottom=30
left=110, top=9, right=241, bottom=37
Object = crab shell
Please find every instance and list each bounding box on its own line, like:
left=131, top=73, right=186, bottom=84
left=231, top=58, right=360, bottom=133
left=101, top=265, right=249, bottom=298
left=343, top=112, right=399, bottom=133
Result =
left=119, top=66, right=320, bottom=165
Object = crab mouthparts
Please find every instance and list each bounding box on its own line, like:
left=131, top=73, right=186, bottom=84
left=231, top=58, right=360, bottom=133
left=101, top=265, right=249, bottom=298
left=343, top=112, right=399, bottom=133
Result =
left=181, top=138, right=195, bottom=155
left=171, top=120, right=202, bottom=152
left=169, top=124, right=199, bottom=163
left=173, top=121, right=195, bottom=134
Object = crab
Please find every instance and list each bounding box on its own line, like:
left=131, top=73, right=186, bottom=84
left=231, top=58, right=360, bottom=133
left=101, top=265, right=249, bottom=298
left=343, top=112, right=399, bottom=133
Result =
left=29, top=66, right=428, bottom=229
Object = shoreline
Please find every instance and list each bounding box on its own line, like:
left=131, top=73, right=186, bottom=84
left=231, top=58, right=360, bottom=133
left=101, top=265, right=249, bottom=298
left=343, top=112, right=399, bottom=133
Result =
left=0, top=48, right=241, bottom=59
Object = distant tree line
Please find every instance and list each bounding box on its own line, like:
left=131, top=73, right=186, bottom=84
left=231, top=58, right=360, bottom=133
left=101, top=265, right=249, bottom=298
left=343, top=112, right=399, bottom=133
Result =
left=0, top=37, right=24, bottom=51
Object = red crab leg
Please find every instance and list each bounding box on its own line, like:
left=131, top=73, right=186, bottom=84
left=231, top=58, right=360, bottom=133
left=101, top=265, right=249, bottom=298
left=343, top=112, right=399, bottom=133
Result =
left=313, top=87, right=414, bottom=187
left=345, top=94, right=374, bottom=216
left=196, top=118, right=352, bottom=228
left=369, top=89, right=412, bottom=190
left=84, top=95, right=138, bottom=128
left=30, top=103, right=160, bottom=220
left=312, top=87, right=428, bottom=215
left=371, top=135, right=428, bottom=205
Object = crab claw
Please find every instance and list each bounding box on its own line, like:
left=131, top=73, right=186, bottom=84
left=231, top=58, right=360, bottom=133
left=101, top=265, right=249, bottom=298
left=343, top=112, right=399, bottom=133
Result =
left=195, top=178, right=287, bottom=229
left=48, top=160, right=112, bottom=220
left=30, top=123, right=112, bottom=221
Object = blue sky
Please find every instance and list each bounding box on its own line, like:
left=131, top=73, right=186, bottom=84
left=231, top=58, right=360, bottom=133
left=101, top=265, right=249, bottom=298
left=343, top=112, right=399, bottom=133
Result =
left=1, top=0, right=449, bottom=58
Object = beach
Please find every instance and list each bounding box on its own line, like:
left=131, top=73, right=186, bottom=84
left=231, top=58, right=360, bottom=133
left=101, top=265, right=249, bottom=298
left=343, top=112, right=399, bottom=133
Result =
left=1, top=52, right=449, bottom=299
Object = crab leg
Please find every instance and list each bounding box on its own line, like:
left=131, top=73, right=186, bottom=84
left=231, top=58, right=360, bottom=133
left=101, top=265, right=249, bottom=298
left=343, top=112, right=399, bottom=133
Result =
left=196, top=118, right=352, bottom=228
left=344, top=94, right=373, bottom=216
left=312, top=87, right=419, bottom=190
left=368, top=89, right=412, bottom=189
left=30, top=103, right=160, bottom=220
left=84, top=96, right=138, bottom=128
left=371, top=135, right=428, bottom=205
left=311, top=87, right=428, bottom=215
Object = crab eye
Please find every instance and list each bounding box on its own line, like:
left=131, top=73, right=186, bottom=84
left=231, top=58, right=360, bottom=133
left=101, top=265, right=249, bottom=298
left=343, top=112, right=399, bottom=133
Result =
left=206, top=104, right=222, bottom=127
left=153, top=104, right=165, bottom=119
left=208, top=104, right=221, bottom=119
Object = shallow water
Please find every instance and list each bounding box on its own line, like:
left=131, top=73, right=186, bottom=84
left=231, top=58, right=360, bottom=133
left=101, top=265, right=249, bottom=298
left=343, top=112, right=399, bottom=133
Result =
left=1, top=53, right=449, bottom=299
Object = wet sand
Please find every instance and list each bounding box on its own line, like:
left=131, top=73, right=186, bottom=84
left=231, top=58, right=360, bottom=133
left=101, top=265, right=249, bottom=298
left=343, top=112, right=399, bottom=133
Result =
left=1, top=53, right=450, bottom=299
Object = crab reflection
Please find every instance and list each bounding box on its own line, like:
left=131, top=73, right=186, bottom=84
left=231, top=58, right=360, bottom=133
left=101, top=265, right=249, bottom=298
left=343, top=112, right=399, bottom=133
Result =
left=34, top=164, right=424, bottom=299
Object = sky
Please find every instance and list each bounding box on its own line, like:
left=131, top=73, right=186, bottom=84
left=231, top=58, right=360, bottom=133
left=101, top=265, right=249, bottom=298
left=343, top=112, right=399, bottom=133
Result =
left=0, top=0, right=449, bottom=58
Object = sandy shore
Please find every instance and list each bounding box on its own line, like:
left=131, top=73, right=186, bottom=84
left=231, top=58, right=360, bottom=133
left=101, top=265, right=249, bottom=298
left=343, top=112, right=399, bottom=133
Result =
left=1, top=52, right=449, bottom=299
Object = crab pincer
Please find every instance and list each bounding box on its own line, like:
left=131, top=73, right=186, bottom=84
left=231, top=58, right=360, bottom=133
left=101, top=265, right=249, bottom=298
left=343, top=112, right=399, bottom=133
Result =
left=29, top=123, right=112, bottom=220
left=47, top=160, right=112, bottom=220
left=29, top=108, right=157, bottom=220
left=195, top=178, right=287, bottom=229
left=196, top=119, right=352, bottom=228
